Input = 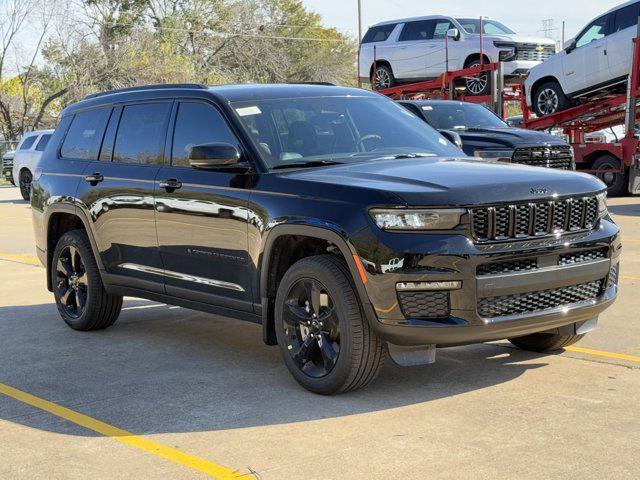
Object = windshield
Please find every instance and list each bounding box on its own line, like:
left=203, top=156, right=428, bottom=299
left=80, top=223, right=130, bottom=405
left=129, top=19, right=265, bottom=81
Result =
left=456, top=18, right=516, bottom=35
left=232, top=96, right=462, bottom=169
left=420, top=103, right=508, bottom=130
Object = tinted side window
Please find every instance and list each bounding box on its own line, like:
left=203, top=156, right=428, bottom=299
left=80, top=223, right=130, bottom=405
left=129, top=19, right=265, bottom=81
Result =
left=576, top=15, right=609, bottom=48
left=171, top=102, right=240, bottom=167
left=613, top=2, right=640, bottom=33
left=362, top=24, right=397, bottom=43
left=35, top=134, right=51, bottom=152
left=399, top=20, right=433, bottom=41
left=19, top=135, right=37, bottom=151
left=113, top=103, right=171, bottom=164
left=60, top=108, right=111, bottom=160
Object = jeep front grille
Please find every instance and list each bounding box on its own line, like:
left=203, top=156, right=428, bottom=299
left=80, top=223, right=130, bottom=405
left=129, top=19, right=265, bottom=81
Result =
left=512, top=146, right=573, bottom=170
left=477, top=279, right=604, bottom=318
left=470, top=196, right=598, bottom=242
left=514, top=44, right=555, bottom=62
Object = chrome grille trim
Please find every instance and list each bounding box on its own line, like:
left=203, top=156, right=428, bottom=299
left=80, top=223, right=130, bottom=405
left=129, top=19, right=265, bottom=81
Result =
left=470, top=196, right=598, bottom=242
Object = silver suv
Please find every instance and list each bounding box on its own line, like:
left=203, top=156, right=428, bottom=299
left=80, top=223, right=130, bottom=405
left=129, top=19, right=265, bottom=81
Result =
left=359, top=15, right=556, bottom=95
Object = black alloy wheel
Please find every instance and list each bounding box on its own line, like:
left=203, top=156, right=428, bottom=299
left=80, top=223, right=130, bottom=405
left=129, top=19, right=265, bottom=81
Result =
left=55, top=245, right=89, bottom=319
left=19, top=169, right=32, bottom=201
left=282, top=277, right=340, bottom=378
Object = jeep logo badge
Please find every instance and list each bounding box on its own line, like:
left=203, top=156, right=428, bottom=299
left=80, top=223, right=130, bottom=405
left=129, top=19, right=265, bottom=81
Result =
left=530, top=187, right=549, bottom=195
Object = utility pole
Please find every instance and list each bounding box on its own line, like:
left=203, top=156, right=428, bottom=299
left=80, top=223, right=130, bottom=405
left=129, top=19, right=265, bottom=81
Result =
left=357, top=0, right=363, bottom=42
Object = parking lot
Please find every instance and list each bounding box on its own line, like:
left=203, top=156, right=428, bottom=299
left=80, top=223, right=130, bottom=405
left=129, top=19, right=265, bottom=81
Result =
left=0, top=182, right=639, bottom=479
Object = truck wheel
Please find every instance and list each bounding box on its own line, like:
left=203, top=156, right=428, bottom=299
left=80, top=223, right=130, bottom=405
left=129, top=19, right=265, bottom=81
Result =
left=465, top=60, right=491, bottom=96
left=19, top=169, right=32, bottom=201
left=274, top=254, right=386, bottom=395
left=371, top=64, right=396, bottom=90
left=592, top=155, right=627, bottom=196
left=52, top=229, right=122, bottom=331
left=508, top=332, right=585, bottom=352
left=532, top=81, right=569, bottom=116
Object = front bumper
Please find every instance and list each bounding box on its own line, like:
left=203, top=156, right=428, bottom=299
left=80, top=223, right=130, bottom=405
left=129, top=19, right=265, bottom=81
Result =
left=354, top=217, right=620, bottom=346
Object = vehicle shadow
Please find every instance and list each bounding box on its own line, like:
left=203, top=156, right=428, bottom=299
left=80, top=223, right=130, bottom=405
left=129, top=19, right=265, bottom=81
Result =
left=0, top=301, right=549, bottom=437
left=608, top=202, right=640, bottom=217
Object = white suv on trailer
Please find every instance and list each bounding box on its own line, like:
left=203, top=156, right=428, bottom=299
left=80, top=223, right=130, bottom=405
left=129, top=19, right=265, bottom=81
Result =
left=525, top=1, right=640, bottom=117
left=359, top=15, right=556, bottom=95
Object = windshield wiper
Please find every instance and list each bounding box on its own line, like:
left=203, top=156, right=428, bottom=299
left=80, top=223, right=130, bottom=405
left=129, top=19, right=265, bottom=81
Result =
left=272, top=160, right=344, bottom=170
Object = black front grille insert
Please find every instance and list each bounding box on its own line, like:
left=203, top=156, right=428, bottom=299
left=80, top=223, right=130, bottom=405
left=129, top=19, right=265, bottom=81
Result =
left=470, top=196, right=598, bottom=242
left=512, top=146, right=573, bottom=170
left=398, top=291, right=450, bottom=319
left=608, top=264, right=619, bottom=289
left=477, top=258, right=538, bottom=276
left=477, top=279, right=605, bottom=318
left=558, top=247, right=608, bottom=266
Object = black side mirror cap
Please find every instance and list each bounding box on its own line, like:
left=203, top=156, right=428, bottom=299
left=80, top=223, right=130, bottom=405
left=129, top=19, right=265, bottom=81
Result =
left=439, top=130, right=464, bottom=150
left=188, top=143, right=244, bottom=169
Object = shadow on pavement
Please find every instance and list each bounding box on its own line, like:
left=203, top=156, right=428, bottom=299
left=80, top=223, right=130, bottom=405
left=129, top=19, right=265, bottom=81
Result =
left=0, top=300, right=549, bottom=437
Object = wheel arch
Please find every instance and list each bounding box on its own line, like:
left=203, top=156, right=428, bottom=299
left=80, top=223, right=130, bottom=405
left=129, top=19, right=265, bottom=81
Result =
left=259, top=224, right=372, bottom=346
left=45, top=204, right=104, bottom=291
left=369, top=59, right=393, bottom=80
left=463, top=53, right=492, bottom=68
left=529, top=75, right=562, bottom=102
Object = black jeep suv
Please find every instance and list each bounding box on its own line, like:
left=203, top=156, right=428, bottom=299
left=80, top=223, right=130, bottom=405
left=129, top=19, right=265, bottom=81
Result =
left=31, top=84, right=620, bottom=394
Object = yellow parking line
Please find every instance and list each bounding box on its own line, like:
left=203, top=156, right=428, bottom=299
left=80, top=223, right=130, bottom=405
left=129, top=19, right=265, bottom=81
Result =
left=0, top=382, right=250, bottom=479
left=564, top=346, right=640, bottom=363
left=620, top=275, right=640, bottom=281
left=0, top=252, right=40, bottom=264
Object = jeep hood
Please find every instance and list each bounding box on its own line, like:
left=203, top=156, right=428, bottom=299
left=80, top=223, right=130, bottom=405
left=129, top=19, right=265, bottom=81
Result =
left=283, top=157, right=605, bottom=206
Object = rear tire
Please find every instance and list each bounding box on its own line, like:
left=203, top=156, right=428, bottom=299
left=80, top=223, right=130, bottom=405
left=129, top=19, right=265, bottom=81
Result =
left=371, top=64, right=396, bottom=90
left=274, top=254, right=386, bottom=395
left=509, top=332, right=585, bottom=352
left=52, top=229, right=122, bottom=331
left=592, top=155, right=627, bottom=196
left=532, top=81, right=570, bottom=117
left=19, top=169, right=32, bottom=201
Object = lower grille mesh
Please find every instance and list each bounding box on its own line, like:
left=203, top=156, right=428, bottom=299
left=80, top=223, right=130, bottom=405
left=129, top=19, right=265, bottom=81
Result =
left=398, top=291, right=450, bottom=319
left=477, top=280, right=604, bottom=318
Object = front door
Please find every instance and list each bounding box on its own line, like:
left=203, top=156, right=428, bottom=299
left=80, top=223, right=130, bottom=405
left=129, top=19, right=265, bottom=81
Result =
left=606, top=2, right=640, bottom=80
left=155, top=100, right=254, bottom=311
left=392, top=20, right=432, bottom=80
left=562, top=14, right=611, bottom=94
left=75, top=101, right=173, bottom=292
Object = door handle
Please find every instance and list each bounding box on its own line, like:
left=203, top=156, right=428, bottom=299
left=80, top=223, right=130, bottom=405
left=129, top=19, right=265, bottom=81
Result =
left=159, top=179, right=182, bottom=191
left=84, top=172, right=104, bottom=185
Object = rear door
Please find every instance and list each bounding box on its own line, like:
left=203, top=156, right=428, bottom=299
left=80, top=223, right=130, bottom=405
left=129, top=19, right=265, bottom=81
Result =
left=75, top=101, right=172, bottom=292
left=392, top=20, right=433, bottom=80
left=607, top=2, right=640, bottom=80
left=561, top=14, right=611, bottom=94
left=155, top=100, right=253, bottom=311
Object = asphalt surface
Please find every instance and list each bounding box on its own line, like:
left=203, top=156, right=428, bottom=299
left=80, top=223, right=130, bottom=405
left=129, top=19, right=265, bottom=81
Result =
left=0, top=183, right=639, bottom=479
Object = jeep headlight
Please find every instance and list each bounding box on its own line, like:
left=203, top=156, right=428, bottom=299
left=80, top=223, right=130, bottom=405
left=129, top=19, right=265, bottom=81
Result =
left=370, top=209, right=464, bottom=231
left=597, top=192, right=608, bottom=218
left=474, top=149, right=514, bottom=162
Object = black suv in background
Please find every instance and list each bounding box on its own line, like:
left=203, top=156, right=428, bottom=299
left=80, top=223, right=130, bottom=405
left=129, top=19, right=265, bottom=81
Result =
left=31, top=84, right=619, bottom=394
left=400, top=100, right=575, bottom=170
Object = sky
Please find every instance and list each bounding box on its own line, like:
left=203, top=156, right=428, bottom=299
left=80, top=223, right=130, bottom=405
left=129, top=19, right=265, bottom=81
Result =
left=302, top=0, right=624, bottom=41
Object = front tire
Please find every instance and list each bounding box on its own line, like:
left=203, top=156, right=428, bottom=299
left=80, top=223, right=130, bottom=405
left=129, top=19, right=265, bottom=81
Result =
left=592, top=155, right=627, bottom=196
left=19, top=169, right=32, bottom=201
left=508, top=332, right=585, bottom=352
left=274, top=255, right=386, bottom=395
left=532, top=81, right=570, bottom=116
left=465, top=60, right=492, bottom=96
left=52, top=229, right=122, bottom=331
left=371, top=64, right=396, bottom=90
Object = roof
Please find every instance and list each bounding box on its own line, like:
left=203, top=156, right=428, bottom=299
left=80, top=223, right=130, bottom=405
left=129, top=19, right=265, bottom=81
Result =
left=23, top=129, right=55, bottom=136
left=371, top=15, right=492, bottom=27
left=62, top=83, right=376, bottom=116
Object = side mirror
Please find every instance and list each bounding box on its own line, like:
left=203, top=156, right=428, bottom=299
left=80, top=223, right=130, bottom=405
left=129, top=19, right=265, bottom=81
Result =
left=564, top=39, right=577, bottom=53
left=439, top=130, right=463, bottom=150
left=446, top=28, right=460, bottom=41
left=188, top=143, right=244, bottom=170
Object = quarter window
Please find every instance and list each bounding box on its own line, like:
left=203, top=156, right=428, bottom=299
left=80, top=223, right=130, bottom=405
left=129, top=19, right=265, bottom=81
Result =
left=399, top=20, right=432, bottom=41
left=576, top=16, right=609, bottom=48
left=171, top=102, right=240, bottom=167
left=19, top=135, right=37, bottom=151
left=113, top=103, right=171, bottom=164
left=60, top=108, right=111, bottom=160
left=35, top=134, right=51, bottom=152
left=362, top=24, right=397, bottom=43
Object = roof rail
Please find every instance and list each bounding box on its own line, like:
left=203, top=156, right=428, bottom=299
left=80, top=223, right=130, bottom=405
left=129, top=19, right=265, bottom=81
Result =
left=287, top=82, right=336, bottom=86
left=84, top=83, right=208, bottom=100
